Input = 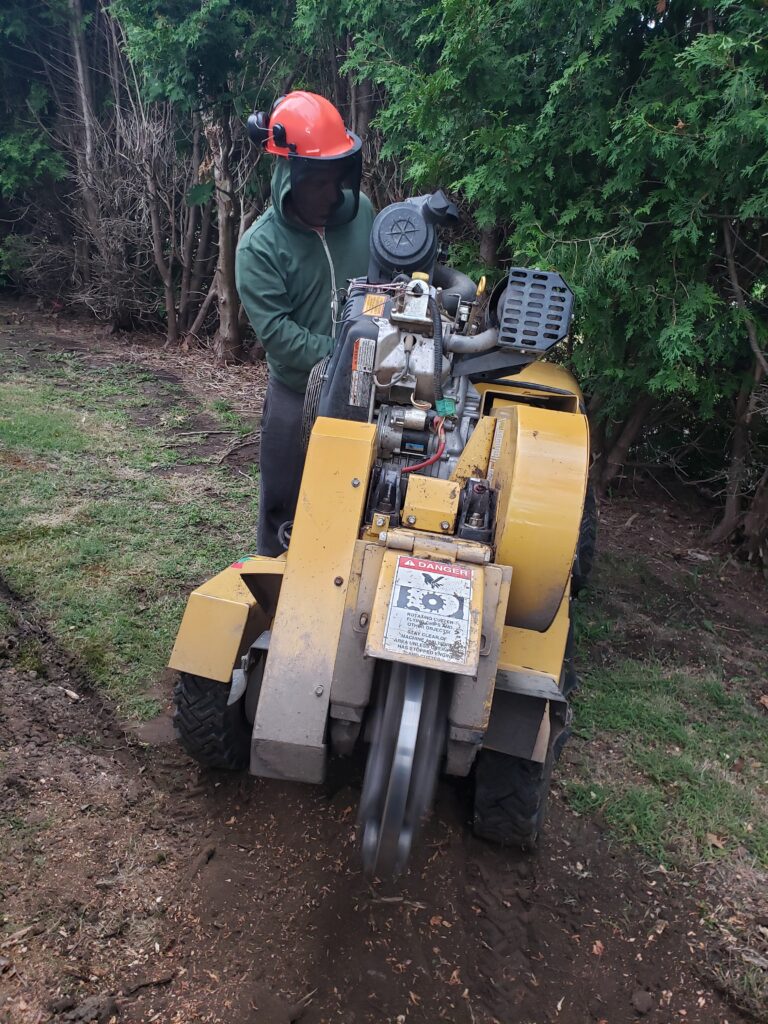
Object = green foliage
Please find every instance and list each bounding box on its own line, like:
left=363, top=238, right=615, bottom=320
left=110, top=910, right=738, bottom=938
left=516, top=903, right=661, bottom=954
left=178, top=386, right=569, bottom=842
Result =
left=112, top=0, right=295, bottom=110
left=349, top=0, right=768, bottom=421
left=186, top=181, right=215, bottom=206
left=0, top=131, right=66, bottom=201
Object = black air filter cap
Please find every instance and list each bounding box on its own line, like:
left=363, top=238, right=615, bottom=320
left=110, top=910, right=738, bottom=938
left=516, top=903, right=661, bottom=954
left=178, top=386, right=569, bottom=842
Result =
left=497, top=268, right=574, bottom=354
left=368, top=202, right=437, bottom=282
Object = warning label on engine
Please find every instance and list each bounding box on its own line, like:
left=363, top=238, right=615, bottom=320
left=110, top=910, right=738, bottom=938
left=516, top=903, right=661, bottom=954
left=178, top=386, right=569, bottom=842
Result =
left=348, top=337, right=375, bottom=408
left=382, top=556, right=473, bottom=664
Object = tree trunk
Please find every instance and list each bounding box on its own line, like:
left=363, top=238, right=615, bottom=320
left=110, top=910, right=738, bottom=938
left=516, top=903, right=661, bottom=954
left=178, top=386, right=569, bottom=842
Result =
left=708, top=359, right=765, bottom=544
left=147, top=170, right=178, bottom=346
left=350, top=77, right=375, bottom=141
left=479, top=226, right=501, bottom=268
left=189, top=200, right=214, bottom=308
left=742, top=466, right=768, bottom=566
left=596, top=392, right=654, bottom=497
left=205, top=118, right=242, bottom=363
left=722, top=220, right=768, bottom=377
left=67, top=0, right=102, bottom=264
left=587, top=393, right=607, bottom=477
left=178, top=114, right=202, bottom=331
left=186, top=279, right=218, bottom=342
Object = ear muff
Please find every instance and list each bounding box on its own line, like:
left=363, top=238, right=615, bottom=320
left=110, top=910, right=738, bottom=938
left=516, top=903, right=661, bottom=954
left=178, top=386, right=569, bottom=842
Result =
left=271, top=122, right=288, bottom=148
left=247, top=110, right=270, bottom=147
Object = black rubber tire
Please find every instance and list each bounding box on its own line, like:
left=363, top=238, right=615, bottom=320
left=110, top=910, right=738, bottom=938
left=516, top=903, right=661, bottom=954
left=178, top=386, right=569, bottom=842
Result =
left=173, top=673, right=250, bottom=770
left=572, top=483, right=598, bottom=595
left=472, top=748, right=554, bottom=850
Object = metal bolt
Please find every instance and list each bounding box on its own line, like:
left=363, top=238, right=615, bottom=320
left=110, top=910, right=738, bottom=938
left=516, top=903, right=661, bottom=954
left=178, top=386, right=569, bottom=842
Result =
left=375, top=516, right=386, bottom=527
left=334, top=576, right=344, bottom=586
left=351, top=477, right=360, bottom=488
left=314, top=685, right=324, bottom=697
left=359, top=613, right=369, bottom=627
left=440, top=521, right=450, bottom=531
left=406, top=515, right=416, bottom=525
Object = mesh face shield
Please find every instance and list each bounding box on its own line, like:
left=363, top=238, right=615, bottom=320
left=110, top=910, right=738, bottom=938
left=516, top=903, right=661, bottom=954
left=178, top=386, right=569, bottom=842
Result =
left=288, top=150, right=362, bottom=229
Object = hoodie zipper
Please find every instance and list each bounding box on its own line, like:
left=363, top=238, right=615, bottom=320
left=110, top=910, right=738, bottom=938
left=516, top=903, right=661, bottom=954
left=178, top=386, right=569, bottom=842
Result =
left=317, top=229, right=338, bottom=329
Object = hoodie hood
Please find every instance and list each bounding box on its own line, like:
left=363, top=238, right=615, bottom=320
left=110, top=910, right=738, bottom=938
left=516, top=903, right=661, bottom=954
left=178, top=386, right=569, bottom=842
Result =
left=270, top=159, right=295, bottom=224
left=269, top=155, right=360, bottom=231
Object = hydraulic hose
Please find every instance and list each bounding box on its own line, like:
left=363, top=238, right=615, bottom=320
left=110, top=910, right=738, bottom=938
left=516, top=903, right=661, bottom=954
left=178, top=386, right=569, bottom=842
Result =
left=444, top=326, right=499, bottom=354
left=428, top=295, right=444, bottom=403
left=433, top=264, right=477, bottom=316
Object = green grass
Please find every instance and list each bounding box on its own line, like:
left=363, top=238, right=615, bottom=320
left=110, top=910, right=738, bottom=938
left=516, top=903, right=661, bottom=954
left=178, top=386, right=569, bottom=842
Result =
left=0, top=601, right=14, bottom=644
left=569, top=658, right=768, bottom=867
left=569, top=535, right=768, bottom=868
left=209, top=398, right=253, bottom=436
left=0, top=368, right=257, bottom=718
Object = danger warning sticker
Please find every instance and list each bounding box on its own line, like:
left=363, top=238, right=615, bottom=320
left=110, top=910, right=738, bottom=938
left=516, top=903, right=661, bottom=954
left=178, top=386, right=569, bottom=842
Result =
left=348, top=337, right=375, bottom=408
left=382, top=556, right=474, bottom=664
left=396, top=557, right=471, bottom=578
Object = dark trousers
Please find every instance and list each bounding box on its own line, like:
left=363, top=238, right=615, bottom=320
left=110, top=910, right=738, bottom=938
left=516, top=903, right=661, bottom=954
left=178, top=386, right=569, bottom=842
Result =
left=257, top=376, right=307, bottom=557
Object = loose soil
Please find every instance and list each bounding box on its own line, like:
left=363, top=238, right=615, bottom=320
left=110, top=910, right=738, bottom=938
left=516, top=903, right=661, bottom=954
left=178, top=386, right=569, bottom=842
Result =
left=0, top=303, right=763, bottom=1023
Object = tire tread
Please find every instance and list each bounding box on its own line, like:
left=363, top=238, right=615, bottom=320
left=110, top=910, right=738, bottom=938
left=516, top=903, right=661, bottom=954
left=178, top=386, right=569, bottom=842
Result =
left=473, top=750, right=553, bottom=849
left=173, top=674, right=250, bottom=770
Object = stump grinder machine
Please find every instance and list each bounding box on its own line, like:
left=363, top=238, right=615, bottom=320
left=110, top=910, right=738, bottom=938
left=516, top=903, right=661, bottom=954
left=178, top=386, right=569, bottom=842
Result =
left=169, top=190, right=594, bottom=878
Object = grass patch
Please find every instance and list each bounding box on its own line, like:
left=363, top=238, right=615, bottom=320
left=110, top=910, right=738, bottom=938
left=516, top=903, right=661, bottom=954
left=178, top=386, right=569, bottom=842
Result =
left=568, top=658, right=768, bottom=867
left=40, top=351, right=170, bottom=409
left=0, top=601, right=14, bottom=645
left=209, top=398, right=253, bottom=436
left=0, top=367, right=257, bottom=718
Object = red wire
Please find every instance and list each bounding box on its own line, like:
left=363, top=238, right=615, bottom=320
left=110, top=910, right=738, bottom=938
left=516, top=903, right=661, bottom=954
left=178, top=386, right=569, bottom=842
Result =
left=401, top=422, right=446, bottom=474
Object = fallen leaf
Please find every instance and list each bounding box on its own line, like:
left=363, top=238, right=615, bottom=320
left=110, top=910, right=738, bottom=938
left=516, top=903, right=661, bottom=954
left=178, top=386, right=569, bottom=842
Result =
left=429, top=915, right=443, bottom=928
left=759, top=695, right=768, bottom=711
left=592, top=940, right=605, bottom=956
left=706, top=833, right=726, bottom=849
left=224, top=816, right=236, bottom=826
left=63, top=688, right=80, bottom=701
left=448, top=968, right=461, bottom=986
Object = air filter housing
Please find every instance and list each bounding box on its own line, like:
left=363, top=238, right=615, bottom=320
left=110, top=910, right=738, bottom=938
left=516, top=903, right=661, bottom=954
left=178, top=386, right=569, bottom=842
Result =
left=368, top=190, right=459, bottom=283
left=496, top=268, right=574, bottom=354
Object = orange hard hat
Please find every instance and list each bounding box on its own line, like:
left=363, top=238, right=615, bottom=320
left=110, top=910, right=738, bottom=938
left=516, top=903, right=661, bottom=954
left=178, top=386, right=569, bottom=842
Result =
left=248, top=91, right=361, bottom=160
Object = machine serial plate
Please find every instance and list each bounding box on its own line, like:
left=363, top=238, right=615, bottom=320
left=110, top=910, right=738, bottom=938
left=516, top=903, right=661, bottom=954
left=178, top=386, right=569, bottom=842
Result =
left=366, top=552, right=483, bottom=675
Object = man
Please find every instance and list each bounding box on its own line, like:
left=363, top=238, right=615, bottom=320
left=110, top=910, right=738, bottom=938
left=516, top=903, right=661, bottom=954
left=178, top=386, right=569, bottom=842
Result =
left=236, top=91, right=375, bottom=556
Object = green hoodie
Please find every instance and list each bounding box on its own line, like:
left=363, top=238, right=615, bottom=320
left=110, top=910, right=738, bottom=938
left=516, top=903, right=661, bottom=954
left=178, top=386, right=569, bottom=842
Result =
left=236, top=160, right=375, bottom=393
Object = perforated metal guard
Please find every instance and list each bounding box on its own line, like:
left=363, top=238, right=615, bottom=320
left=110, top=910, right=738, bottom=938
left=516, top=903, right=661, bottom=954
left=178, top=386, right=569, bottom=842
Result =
left=498, top=268, right=574, bottom=353
left=300, top=354, right=330, bottom=451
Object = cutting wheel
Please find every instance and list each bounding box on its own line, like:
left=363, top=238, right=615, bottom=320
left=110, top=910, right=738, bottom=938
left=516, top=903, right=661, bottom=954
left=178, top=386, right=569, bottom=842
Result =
left=359, top=662, right=447, bottom=878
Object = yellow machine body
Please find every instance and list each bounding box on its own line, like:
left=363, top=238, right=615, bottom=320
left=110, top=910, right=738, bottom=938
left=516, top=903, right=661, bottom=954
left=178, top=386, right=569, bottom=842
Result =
left=170, top=360, right=588, bottom=781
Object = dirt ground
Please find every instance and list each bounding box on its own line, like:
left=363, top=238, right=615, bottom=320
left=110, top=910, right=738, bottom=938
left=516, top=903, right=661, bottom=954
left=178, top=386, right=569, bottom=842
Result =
left=0, top=305, right=763, bottom=1024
